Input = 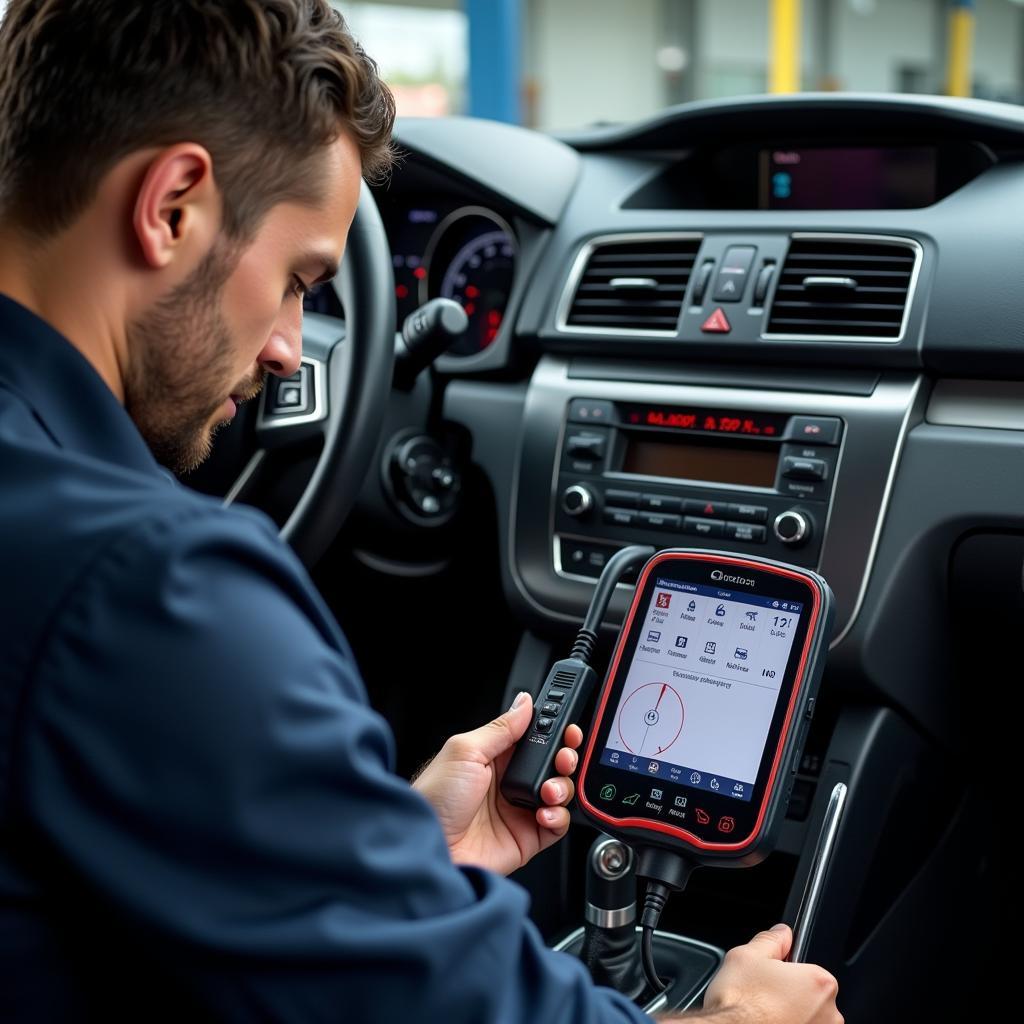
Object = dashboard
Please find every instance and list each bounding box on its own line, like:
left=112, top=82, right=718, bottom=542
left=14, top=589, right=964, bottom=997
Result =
left=329, top=93, right=1020, bottom=1022
left=307, top=181, right=518, bottom=359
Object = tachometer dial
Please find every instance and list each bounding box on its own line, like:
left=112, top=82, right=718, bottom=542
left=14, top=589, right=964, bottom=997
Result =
left=421, top=207, right=516, bottom=356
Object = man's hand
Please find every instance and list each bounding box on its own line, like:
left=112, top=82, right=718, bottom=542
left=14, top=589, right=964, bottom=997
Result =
left=412, top=692, right=583, bottom=876
left=674, top=924, right=842, bottom=1024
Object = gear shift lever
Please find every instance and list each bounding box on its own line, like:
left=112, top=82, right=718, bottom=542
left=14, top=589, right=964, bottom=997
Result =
left=579, top=835, right=650, bottom=1002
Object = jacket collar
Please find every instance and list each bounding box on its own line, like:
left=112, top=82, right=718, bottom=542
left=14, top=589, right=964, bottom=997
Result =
left=0, top=293, right=166, bottom=479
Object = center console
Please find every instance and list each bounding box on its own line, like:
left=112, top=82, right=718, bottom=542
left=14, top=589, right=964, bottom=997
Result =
left=510, top=356, right=924, bottom=644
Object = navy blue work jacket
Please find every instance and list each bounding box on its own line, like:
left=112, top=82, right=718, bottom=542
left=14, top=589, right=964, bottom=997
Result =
left=0, top=294, right=649, bottom=1023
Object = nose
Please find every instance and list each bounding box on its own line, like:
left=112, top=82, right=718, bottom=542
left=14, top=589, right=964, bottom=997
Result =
left=258, top=308, right=303, bottom=378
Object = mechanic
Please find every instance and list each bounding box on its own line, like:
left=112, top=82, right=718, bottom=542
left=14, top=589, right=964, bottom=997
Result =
left=0, top=3, right=841, bottom=1022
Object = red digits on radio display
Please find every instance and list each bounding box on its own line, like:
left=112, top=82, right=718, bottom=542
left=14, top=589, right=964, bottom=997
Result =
left=631, top=406, right=784, bottom=436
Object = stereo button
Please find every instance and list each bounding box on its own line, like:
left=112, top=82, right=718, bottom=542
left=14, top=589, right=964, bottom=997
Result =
left=640, top=512, right=682, bottom=531
left=641, top=493, right=683, bottom=513
left=725, top=521, right=767, bottom=543
left=562, top=485, right=595, bottom=517
left=568, top=399, right=615, bottom=425
left=782, top=456, right=827, bottom=481
left=606, top=488, right=641, bottom=508
left=729, top=503, right=769, bottom=523
left=684, top=499, right=727, bottom=518
left=566, top=433, right=608, bottom=460
left=787, top=416, right=841, bottom=446
left=604, top=509, right=637, bottom=527
left=683, top=517, right=724, bottom=538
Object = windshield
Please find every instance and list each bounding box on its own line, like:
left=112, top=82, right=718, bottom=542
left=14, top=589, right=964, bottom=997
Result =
left=330, top=0, right=1024, bottom=131
left=2, top=1, right=1019, bottom=129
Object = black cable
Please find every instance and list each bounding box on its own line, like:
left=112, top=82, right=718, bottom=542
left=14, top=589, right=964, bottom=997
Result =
left=640, top=880, right=672, bottom=993
left=572, top=545, right=655, bottom=665
left=641, top=923, right=663, bottom=994
left=637, top=849, right=697, bottom=997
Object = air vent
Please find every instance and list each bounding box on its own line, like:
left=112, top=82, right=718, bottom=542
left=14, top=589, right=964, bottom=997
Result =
left=562, top=235, right=701, bottom=334
left=766, top=237, right=918, bottom=340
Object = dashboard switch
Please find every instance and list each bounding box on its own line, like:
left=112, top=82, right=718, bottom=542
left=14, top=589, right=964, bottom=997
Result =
left=725, top=522, right=767, bottom=543
left=683, top=516, right=725, bottom=538
left=566, top=432, right=607, bottom=460
left=691, top=260, right=715, bottom=304
left=606, top=489, right=642, bottom=508
left=569, top=399, right=616, bottom=425
left=774, top=510, right=811, bottom=546
left=787, top=416, right=842, bottom=446
left=753, top=262, right=777, bottom=306
left=711, top=246, right=756, bottom=302
left=562, top=485, right=595, bottom=517
left=701, top=308, right=731, bottom=333
left=782, top=456, right=828, bottom=481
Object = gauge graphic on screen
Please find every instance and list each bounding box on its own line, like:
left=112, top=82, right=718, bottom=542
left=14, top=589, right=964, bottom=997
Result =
left=616, top=682, right=685, bottom=756
left=421, top=206, right=516, bottom=357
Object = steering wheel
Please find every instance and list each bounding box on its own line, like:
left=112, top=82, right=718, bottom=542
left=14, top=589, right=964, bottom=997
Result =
left=225, top=181, right=395, bottom=567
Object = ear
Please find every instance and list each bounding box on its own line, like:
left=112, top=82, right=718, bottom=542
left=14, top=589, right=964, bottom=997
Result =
left=132, top=144, right=218, bottom=270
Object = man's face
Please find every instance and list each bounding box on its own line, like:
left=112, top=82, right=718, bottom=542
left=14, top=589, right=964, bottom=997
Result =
left=125, top=135, right=362, bottom=473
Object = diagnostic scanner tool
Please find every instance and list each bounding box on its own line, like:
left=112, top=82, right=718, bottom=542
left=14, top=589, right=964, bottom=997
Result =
left=577, top=550, right=834, bottom=868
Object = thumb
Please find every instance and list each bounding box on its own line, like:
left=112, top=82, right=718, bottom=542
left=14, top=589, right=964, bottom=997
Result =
left=745, top=923, right=792, bottom=961
left=461, top=692, right=533, bottom=763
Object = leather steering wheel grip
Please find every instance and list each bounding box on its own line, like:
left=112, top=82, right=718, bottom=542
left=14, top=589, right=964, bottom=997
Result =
left=280, top=181, right=396, bottom=565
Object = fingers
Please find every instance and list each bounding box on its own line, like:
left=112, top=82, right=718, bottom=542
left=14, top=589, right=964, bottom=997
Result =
left=744, top=923, right=792, bottom=961
left=535, top=803, right=570, bottom=836
left=553, top=744, right=578, bottom=777
left=540, top=775, right=574, bottom=807
left=563, top=723, right=583, bottom=749
left=450, top=692, right=534, bottom=763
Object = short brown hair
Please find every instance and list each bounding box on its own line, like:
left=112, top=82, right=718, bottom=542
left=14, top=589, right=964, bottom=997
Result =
left=0, top=0, right=396, bottom=240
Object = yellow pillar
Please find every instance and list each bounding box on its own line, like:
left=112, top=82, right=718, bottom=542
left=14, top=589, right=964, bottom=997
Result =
left=946, top=1, right=975, bottom=98
left=769, top=0, right=801, bottom=94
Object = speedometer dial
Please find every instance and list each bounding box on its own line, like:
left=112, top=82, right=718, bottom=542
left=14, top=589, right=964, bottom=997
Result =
left=421, top=207, right=516, bottom=357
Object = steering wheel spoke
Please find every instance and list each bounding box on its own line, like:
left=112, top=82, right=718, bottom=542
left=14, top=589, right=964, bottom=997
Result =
left=254, top=321, right=341, bottom=449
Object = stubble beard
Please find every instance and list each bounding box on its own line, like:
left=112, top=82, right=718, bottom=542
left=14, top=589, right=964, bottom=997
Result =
left=125, top=242, right=263, bottom=474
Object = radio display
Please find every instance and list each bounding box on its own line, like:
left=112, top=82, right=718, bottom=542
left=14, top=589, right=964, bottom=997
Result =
left=622, top=405, right=787, bottom=438
left=622, top=435, right=778, bottom=488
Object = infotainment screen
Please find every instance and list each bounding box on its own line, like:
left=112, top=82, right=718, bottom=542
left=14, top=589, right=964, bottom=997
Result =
left=596, top=576, right=803, bottom=802
left=759, top=146, right=937, bottom=210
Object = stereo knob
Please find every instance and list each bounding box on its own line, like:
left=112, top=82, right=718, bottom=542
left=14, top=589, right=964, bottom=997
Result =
left=774, top=510, right=811, bottom=546
left=562, top=484, right=595, bottom=517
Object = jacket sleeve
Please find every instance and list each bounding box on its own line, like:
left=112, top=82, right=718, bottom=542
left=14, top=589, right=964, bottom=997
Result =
left=15, top=503, right=651, bottom=1024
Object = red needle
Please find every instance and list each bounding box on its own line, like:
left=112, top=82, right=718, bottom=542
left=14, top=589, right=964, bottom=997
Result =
left=655, top=683, right=666, bottom=710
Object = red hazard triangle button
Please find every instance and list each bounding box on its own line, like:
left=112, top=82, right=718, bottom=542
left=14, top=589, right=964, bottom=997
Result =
left=701, top=308, right=731, bottom=333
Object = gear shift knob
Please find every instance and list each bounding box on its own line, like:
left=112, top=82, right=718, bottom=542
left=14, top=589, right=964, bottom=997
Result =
left=580, top=836, right=649, bottom=1001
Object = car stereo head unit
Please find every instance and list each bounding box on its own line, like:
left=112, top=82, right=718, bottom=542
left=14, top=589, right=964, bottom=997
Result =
left=577, top=549, right=834, bottom=866
left=555, top=397, right=844, bottom=576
